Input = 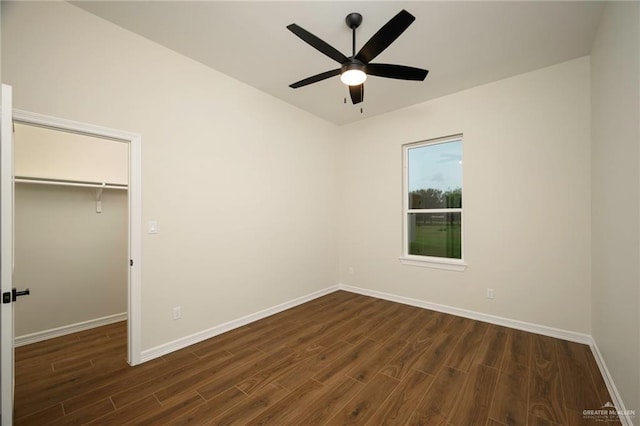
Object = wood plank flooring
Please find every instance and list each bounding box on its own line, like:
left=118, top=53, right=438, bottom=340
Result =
left=14, top=291, right=617, bottom=425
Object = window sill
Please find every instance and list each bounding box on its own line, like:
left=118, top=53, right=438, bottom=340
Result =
left=399, top=256, right=467, bottom=271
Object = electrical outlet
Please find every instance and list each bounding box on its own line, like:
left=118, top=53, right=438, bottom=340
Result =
left=173, top=306, right=181, bottom=320
left=486, top=288, right=495, bottom=300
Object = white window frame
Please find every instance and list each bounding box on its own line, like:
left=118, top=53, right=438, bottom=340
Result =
left=399, top=135, right=467, bottom=271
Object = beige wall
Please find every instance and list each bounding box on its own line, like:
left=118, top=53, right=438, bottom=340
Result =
left=591, top=1, right=640, bottom=412
left=14, top=184, right=127, bottom=336
left=1, top=1, right=340, bottom=350
left=14, top=123, right=129, bottom=185
left=339, top=57, right=592, bottom=334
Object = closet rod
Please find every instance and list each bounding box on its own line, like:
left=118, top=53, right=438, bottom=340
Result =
left=14, top=176, right=128, bottom=190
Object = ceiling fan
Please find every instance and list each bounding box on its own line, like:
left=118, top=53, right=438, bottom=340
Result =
left=287, top=9, right=429, bottom=105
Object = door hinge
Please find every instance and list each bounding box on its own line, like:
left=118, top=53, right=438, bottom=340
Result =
left=130, top=259, right=133, bottom=267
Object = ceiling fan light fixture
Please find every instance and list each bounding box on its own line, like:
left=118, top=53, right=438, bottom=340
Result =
left=340, top=69, right=367, bottom=86
left=340, top=62, right=367, bottom=86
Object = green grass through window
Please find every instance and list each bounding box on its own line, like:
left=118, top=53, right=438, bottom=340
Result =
left=409, top=223, right=461, bottom=259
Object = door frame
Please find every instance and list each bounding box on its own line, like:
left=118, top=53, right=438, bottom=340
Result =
left=13, top=109, right=142, bottom=365
left=1, top=84, right=14, bottom=426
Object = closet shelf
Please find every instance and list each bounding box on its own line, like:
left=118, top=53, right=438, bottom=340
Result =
left=15, top=176, right=128, bottom=190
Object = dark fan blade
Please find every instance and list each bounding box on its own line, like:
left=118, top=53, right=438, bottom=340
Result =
left=289, top=69, right=341, bottom=88
left=349, top=84, right=364, bottom=104
left=355, top=9, right=415, bottom=64
left=366, top=63, right=428, bottom=81
left=287, top=24, right=349, bottom=64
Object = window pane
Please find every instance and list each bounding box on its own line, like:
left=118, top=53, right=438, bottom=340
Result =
left=407, top=212, right=461, bottom=259
left=408, top=140, right=462, bottom=209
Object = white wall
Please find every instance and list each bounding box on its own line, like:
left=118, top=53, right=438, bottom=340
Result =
left=591, top=1, right=640, bottom=412
left=339, top=57, right=592, bottom=334
left=14, top=123, right=129, bottom=185
left=1, top=1, right=340, bottom=351
left=14, top=184, right=127, bottom=336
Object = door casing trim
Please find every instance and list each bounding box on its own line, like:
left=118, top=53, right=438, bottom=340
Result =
left=13, top=109, right=142, bottom=365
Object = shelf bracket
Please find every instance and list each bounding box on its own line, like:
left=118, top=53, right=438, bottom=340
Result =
left=96, top=183, right=105, bottom=213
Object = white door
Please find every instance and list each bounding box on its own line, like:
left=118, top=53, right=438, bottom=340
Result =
left=0, top=83, right=14, bottom=426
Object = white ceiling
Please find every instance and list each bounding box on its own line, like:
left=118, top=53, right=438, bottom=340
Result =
left=72, top=1, right=605, bottom=125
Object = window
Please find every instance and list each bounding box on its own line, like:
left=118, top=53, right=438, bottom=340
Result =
left=401, top=135, right=466, bottom=271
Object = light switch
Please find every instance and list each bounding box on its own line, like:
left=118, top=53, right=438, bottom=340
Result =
left=148, top=220, right=158, bottom=234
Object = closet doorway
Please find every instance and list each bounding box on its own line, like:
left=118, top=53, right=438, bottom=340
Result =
left=12, top=111, right=141, bottom=365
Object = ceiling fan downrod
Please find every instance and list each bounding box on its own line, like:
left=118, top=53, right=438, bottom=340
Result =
left=345, top=12, right=362, bottom=57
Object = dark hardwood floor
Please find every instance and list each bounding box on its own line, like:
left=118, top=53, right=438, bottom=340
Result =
left=14, top=291, right=616, bottom=425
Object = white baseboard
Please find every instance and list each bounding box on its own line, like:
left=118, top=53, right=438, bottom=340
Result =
left=140, top=285, right=340, bottom=363
left=589, top=341, right=635, bottom=426
left=14, top=312, right=127, bottom=347
left=338, top=284, right=592, bottom=344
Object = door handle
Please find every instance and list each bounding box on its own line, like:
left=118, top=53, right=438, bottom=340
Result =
left=2, top=288, right=31, bottom=304
left=12, top=288, right=30, bottom=302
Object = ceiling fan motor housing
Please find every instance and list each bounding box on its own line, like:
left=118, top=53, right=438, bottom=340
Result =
left=341, top=59, right=366, bottom=74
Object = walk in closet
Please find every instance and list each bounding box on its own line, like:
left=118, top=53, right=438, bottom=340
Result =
left=13, top=123, right=129, bottom=344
